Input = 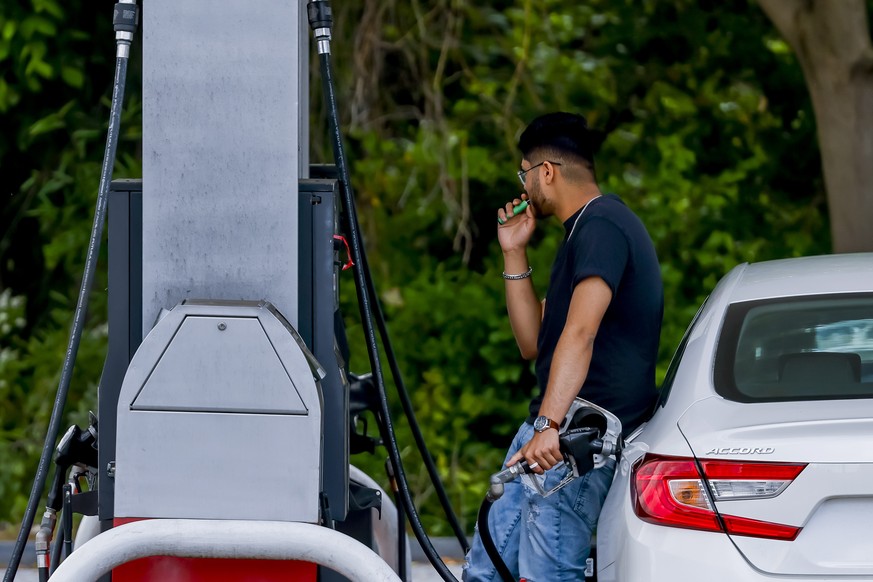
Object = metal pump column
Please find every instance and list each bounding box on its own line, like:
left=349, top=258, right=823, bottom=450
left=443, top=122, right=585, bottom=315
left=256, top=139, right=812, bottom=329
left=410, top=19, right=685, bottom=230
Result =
left=141, top=1, right=307, bottom=328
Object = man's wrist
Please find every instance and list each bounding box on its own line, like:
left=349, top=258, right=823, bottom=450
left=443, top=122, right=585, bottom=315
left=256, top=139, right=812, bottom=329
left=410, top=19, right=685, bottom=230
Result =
left=502, top=248, right=528, bottom=259
left=502, top=249, right=529, bottom=273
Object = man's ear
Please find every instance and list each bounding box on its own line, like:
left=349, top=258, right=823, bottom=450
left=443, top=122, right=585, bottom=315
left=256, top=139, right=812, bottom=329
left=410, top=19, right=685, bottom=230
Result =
left=543, top=161, right=557, bottom=185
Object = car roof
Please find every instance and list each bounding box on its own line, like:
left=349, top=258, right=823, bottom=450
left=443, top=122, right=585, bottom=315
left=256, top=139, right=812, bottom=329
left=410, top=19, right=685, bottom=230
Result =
left=726, top=253, right=873, bottom=303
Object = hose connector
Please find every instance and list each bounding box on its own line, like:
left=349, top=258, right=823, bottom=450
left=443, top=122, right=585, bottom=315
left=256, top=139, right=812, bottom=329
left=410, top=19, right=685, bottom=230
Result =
left=35, top=510, right=56, bottom=570
left=113, top=1, right=139, bottom=59
left=307, top=1, right=333, bottom=55
left=487, top=461, right=529, bottom=501
left=594, top=438, right=619, bottom=458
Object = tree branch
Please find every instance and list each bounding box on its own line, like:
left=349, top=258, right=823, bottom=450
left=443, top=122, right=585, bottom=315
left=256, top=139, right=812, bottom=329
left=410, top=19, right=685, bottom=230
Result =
left=758, top=0, right=873, bottom=75
left=756, top=0, right=806, bottom=48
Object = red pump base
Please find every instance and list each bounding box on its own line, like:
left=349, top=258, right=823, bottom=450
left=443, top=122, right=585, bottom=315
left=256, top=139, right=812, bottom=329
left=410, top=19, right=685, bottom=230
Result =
left=111, top=518, right=317, bottom=582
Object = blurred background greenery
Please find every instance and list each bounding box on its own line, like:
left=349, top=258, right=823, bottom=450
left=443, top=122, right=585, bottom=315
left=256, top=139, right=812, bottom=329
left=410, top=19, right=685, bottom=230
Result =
left=1, top=0, right=870, bottom=536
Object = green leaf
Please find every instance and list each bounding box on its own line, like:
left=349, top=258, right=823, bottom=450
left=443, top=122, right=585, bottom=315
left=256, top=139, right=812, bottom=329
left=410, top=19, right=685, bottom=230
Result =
left=21, top=15, right=57, bottom=38
left=27, top=101, right=74, bottom=137
left=2, top=21, right=17, bottom=41
left=60, top=65, right=84, bottom=89
left=32, top=0, right=65, bottom=19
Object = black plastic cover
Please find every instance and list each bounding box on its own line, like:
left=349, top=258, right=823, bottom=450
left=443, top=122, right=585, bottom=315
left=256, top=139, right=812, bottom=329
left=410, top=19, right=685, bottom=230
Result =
left=113, top=3, right=140, bottom=33
left=307, top=1, right=333, bottom=30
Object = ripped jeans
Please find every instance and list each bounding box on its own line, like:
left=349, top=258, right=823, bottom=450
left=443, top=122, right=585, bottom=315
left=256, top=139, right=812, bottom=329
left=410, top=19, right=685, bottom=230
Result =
left=462, top=422, right=616, bottom=582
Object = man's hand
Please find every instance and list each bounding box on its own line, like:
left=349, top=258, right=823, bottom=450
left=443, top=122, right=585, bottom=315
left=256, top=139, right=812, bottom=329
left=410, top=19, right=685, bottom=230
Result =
left=497, top=194, right=536, bottom=254
left=507, top=428, right=561, bottom=475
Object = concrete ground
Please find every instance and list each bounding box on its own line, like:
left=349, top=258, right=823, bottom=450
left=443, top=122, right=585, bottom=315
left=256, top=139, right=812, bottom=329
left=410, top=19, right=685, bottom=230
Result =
left=2, top=569, right=37, bottom=582
left=410, top=559, right=465, bottom=580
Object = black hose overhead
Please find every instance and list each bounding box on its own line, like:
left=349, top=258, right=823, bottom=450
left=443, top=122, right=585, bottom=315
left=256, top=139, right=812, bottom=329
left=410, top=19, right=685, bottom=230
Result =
left=308, top=0, right=469, bottom=558
left=307, top=2, right=461, bottom=580
left=3, top=4, right=138, bottom=581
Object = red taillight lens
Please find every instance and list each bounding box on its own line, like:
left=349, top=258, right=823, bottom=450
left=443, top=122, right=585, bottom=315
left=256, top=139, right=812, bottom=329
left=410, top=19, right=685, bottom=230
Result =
left=633, top=455, right=722, bottom=533
left=720, top=514, right=802, bottom=540
left=632, top=454, right=806, bottom=541
left=700, top=458, right=806, bottom=480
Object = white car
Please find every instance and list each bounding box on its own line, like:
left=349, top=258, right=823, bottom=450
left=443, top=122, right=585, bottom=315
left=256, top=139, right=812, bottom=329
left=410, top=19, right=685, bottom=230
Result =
left=596, top=253, right=873, bottom=581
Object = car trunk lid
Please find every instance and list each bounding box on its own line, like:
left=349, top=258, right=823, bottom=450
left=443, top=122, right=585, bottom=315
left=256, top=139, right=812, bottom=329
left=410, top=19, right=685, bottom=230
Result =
left=678, top=396, right=873, bottom=576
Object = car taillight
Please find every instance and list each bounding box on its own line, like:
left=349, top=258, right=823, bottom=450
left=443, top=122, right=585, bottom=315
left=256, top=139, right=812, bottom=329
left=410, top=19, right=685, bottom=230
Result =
left=632, top=454, right=806, bottom=541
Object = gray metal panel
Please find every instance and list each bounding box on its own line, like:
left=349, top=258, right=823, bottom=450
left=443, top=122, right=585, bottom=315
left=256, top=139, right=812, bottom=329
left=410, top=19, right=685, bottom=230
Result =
left=115, top=301, right=322, bottom=522
left=142, top=1, right=306, bottom=333
left=131, top=316, right=308, bottom=414
left=116, top=412, right=321, bottom=521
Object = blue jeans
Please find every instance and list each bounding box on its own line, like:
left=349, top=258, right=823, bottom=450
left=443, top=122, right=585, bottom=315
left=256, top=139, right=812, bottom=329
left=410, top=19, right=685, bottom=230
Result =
left=462, top=422, right=616, bottom=582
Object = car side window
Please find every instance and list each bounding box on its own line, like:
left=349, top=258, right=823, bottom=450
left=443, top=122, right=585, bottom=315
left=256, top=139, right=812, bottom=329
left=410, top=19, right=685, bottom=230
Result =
left=657, top=297, right=709, bottom=408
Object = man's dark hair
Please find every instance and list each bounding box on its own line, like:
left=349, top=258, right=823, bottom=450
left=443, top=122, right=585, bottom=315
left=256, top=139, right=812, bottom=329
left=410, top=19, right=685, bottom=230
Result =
left=518, top=112, right=596, bottom=173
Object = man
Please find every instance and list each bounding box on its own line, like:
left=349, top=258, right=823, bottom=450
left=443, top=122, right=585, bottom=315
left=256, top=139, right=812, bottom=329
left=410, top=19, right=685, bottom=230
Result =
left=462, top=112, right=663, bottom=582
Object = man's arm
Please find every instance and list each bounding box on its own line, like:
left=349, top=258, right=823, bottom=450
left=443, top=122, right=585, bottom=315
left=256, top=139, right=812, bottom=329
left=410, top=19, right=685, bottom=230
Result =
left=503, top=248, right=542, bottom=360
left=507, top=276, right=612, bottom=472
left=498, top=196, right=541, bottom=359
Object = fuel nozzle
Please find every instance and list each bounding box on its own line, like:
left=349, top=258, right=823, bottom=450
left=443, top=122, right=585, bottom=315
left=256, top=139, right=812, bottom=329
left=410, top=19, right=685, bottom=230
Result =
left=487, top=430, right=601, bottom=501
left=36, top=418, right=100, bottom=579
left=55, top=422, right=98, bottom=472
left=487, top=398, right=624, bottom=500
left=559, top=427, right=604, bottom=478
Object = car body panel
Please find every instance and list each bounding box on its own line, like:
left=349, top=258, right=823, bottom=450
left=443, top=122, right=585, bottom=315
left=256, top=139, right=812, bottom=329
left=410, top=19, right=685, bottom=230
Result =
left=597, top=482, right=753, bottom=582
left=727, top=493, right=873, bottom=575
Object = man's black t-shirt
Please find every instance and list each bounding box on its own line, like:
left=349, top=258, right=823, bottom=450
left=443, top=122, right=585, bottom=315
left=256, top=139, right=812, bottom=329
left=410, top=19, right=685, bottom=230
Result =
left=528, top=194, right=663, bottom=435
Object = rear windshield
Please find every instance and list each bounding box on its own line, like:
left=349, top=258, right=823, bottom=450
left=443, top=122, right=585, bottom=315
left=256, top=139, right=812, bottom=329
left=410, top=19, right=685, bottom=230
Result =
left=714, top=294, right=873, bottom=402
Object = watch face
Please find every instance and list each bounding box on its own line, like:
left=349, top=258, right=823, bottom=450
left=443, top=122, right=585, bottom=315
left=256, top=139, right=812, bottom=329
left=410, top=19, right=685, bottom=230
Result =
left=534, top=416, right=547, bottom=432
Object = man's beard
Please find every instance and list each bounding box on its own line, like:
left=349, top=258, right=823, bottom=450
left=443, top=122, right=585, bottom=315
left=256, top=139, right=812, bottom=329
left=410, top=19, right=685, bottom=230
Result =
left=527, top=173, right=549, bottom=217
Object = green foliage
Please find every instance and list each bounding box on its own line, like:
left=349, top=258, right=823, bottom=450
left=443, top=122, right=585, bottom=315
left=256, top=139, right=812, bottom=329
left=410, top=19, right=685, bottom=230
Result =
left=0, top=0, right=839, bottom=539
left=0, top=0, right=140, bottom=521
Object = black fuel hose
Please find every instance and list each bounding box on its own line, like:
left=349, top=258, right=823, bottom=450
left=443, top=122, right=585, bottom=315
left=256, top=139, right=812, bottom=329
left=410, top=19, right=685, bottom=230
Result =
left=477, top=498, right=516, bottom=582
left=385, top=458, right=408, bottom=582
left=308, top=3, right=461, bottom=580
left=2, top=5, right=136, bottom=578
left=48, top=528, right=62, bottom=578
left=358, top=239, right=470, bottom=555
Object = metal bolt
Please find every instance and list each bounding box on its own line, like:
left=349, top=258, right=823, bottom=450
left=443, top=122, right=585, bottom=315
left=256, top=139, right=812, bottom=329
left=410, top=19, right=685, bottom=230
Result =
left=218, top=322, right=227, bottom=331
left=107, top=461, right=116, bottom=479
